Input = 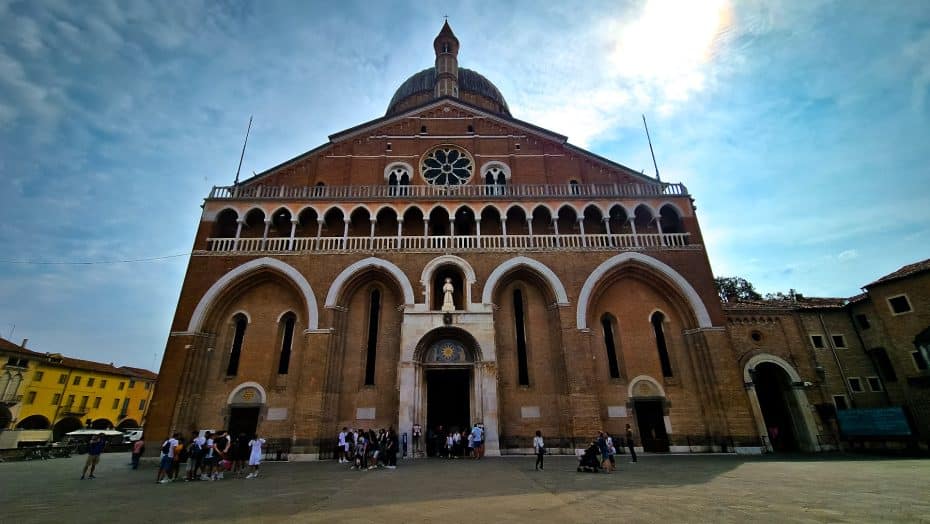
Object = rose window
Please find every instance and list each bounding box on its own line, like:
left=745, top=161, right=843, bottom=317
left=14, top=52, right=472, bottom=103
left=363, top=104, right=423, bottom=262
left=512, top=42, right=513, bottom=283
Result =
left=420, top=146, right=474, bottom=186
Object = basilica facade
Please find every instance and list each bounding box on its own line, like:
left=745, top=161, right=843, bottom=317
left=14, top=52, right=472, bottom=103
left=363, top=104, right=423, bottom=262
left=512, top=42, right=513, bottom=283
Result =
left=146, top=23, right=776, bottom=457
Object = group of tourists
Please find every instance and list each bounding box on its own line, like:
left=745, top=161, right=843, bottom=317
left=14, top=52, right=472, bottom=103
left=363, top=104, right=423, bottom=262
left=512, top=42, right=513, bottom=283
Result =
left=577, top=424, right=638, bottom=473
left=155, top=429, right=266, bottom=483
left=337, top=427, right=399, bottom=470
left=426, top=423, right=486, bottom=459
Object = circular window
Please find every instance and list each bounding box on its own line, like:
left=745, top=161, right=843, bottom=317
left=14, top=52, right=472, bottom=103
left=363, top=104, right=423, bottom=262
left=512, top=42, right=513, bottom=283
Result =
left=420, top=145, right=474, bottom=186
left=750, top=331, right=763, bottom=343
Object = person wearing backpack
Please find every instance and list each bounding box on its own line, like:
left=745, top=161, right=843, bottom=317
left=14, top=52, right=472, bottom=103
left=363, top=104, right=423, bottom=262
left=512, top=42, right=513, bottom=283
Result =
left=186, top=430, right=204, bottom=481
left=156, top=432, right=179, bottom=484
left=213, top=430, right=231, bottom=480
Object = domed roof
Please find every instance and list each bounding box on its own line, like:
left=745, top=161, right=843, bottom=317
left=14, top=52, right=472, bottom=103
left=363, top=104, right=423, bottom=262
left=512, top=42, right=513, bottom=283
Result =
left=386, top=67, right=511, bottom=117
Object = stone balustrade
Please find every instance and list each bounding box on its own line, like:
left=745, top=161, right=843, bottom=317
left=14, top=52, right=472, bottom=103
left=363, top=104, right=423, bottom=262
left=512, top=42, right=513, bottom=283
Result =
left=208, top=182, right=688, bottom=201
left=204, top=232, right=695, bottom=254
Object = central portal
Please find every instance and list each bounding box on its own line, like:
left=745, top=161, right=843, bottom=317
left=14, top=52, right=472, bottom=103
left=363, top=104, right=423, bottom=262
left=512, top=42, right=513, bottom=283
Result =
left=426, top=368, right=471, bottom=435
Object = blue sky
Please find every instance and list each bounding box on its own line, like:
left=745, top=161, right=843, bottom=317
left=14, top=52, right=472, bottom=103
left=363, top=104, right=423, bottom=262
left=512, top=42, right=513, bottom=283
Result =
left=1, top=0, right=928, bottom=369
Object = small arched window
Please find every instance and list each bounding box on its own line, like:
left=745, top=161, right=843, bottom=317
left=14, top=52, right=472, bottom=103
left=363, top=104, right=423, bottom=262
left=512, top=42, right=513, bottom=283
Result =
left=277, top=312, right=296, bottom=375
left=601, top=314, right=621, bottom=379
left=484, top=165, right=508, bottom=195
left=652, top=312, right=673, bottom=377
left=226, top=314, right=248, bottom=376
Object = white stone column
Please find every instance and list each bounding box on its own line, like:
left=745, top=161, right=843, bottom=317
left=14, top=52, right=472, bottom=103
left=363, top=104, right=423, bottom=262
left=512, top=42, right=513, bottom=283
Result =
left=629, top=218, right=638, bottom=247
left=370, top=218, right=376, bottom=237
left=423, top=218, right=429, bottom=237
left=262, top=219, right=271, bottom=250
left=289, top=219, right=297, bottom=251
left=342, top=218, right=350, bottom=249
left=316, top=219, right=323, bottom=238
left=501, top=217, right=508, bottom=249
left=449, top=217, right=455, bottom=236
left=552, top=217, right=560, bottom=248
left=397, top=361, right=418, bottom=453
left=475, top=218, right=481, bottom=237
left=233, top=220, right=244, bottom=250
left=477, top=361, right=501, bottom=456
left=603, top=217, right=613, bottom=248
left=577, top=217, right=586, bottom=247
left=527, top=217, right=534, bottom=236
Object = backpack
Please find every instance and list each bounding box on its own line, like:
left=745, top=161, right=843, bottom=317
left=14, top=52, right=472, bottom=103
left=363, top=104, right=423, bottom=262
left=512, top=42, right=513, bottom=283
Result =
left=161, top=440, right=170, bottom=455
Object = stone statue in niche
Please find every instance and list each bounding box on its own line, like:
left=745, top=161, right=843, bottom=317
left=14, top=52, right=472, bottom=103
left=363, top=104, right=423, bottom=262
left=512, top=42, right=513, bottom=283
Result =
left=441, top=277, right=456, bottom=312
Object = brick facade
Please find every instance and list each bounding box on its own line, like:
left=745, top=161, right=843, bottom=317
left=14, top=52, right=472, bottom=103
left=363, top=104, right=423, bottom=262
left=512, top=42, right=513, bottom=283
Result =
left=146, top=24, right=930, bottom=457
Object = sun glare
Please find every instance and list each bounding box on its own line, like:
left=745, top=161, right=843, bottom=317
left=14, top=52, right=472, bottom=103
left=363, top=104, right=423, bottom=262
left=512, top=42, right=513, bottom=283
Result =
left=608, top=0, right=731, bottom=103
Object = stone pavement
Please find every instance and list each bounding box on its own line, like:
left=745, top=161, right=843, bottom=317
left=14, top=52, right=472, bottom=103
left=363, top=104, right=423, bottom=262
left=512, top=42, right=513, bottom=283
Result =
left=1, top=453, right=928, bottom=523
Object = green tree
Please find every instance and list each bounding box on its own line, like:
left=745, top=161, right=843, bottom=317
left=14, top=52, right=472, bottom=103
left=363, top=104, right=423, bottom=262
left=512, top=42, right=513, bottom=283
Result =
left=714, top=276, right=762, bottom=303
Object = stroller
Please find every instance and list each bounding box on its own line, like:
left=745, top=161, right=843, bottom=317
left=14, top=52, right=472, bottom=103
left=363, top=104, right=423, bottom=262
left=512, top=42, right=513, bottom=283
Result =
left=577, top=442, right=601, bottom=473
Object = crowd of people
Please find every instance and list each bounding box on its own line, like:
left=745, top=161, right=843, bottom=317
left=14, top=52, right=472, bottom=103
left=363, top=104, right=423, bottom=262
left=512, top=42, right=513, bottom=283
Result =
left=423, top=423, right=485, bottom=459
left=106, top=422, right=637, bottom=481
left=336, top=427, right=399, bottom=470
left=155, top=429, right=266, bottom=483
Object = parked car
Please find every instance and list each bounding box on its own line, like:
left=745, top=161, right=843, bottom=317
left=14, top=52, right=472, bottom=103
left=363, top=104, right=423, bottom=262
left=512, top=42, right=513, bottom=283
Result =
left=122, top=429, right=143, bottom=444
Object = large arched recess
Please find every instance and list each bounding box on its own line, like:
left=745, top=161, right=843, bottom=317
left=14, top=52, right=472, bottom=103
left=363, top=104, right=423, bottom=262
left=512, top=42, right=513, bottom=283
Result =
left=490, top=262, right=571, bottom=449
left=198, top=268, right=307, bottom=388
left=576, top=252, right=711, bottom=330
left=582, top=257, right=708, bottom=442
left=188, top=257, right=319, bottom=332
left=325, top=263, right=407, bottom=439
left=325, top=257, right=415, bottom=308
left=482, top=256, right=569, bottom=306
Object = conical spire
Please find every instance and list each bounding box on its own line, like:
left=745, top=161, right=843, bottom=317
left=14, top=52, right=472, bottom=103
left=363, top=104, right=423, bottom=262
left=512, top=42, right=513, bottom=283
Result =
left=434, top=21, right=460, bottom=98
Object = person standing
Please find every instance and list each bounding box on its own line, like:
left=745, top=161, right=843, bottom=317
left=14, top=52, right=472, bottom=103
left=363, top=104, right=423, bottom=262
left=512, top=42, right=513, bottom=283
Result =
left=246, top=433, right=266, bottom=479
left=338, top=427, right=348, bottom=463
left=200, top=431, right=215, bottom=481
left=130, top=434, right=145, bottom=470
left=625, top=424, right=638, bottom=463
left=81, top=433, right=107, bottom=480
left=214, top=430, right=231, bottom=479
left=157, top=432, right=179, bottom=484
left=597, top=432, right=612, bottom=473
left=412, top=423, right=421, bottom=454
left=470, top=424, right=481, bottom=460
left=187, top=430, right=205, bottom=481
left=533, top=430, right=545, bottom=471
left=605, top=432, right=617, bottom=471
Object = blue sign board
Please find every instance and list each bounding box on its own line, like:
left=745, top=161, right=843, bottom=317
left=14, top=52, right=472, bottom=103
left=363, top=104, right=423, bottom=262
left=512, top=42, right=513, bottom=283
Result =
left=837, top=407, right=911, bottom=437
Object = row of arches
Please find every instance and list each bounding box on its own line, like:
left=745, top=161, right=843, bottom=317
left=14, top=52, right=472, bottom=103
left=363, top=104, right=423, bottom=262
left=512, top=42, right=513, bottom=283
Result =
left=212, top=203, right=686, bottom=240
left=188, top=253, right=713, bottom=335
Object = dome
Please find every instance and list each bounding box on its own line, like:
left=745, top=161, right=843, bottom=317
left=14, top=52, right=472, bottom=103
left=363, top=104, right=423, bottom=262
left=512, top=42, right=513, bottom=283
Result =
left=386, top=67, right=511, bottom=117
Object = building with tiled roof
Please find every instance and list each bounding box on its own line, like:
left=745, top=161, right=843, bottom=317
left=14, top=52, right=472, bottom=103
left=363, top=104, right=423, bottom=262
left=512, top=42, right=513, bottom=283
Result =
left=0, top=337, right=157, bottom=447
left=722, top=258, right=930, bottom=449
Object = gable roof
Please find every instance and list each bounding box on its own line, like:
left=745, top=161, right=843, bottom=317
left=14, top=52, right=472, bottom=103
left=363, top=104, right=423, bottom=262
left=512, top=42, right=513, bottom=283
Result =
left=866, top=258, right=930, bottom=288
left=236, top=96, right=662, bottom=187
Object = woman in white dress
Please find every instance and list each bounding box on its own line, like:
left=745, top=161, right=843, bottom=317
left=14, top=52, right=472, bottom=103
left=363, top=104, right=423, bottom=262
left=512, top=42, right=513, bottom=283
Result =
left=246, top=433, right=266, bottom=479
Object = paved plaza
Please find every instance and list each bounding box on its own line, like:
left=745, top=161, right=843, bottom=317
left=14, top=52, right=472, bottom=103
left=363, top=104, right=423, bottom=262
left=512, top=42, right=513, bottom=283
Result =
left=1, top=452, right=928, bottom=523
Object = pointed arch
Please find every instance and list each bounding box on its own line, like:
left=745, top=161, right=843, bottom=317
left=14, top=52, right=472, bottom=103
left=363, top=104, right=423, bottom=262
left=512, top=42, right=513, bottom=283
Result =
left=188, top=257, right=319, bottom=332
left=482, top=256, right=569, bottom=305
left=576, top=252, right=712, bottom=330
left=743, top=353, right=802, bottom=383
left=325, top=257, right=415, bottom=307
left=227, top=381, right=267, bottom=405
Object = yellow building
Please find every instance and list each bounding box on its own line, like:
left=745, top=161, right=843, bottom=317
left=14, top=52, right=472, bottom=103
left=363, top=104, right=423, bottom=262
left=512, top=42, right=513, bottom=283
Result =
left=0, top=337, right=156, bottom=446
